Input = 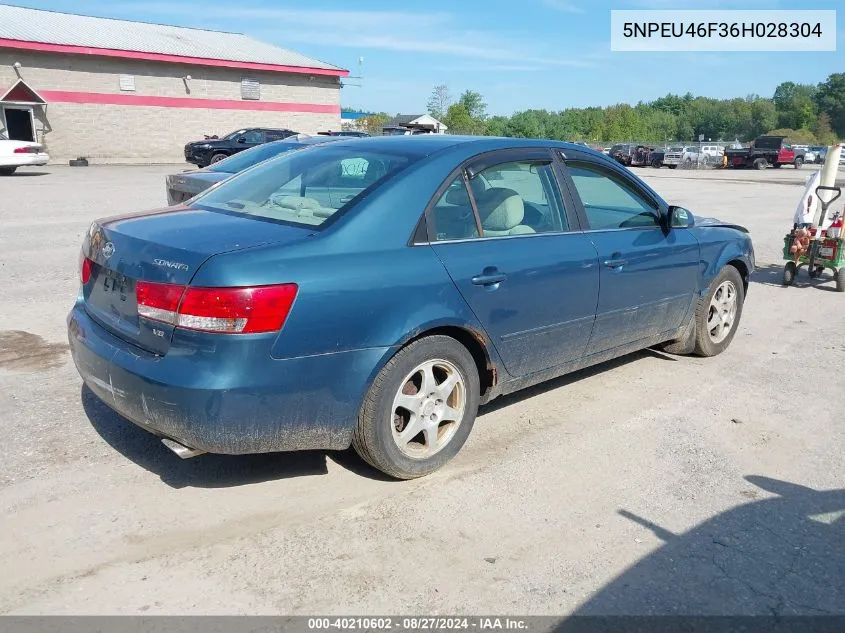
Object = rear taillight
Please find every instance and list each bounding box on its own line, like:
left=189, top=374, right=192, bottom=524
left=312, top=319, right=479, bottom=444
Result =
left=13, top=146, right=39, bottom=154
left=136, top=282, right=298, bottom=334
left=80, top=254, right=93, bottom=284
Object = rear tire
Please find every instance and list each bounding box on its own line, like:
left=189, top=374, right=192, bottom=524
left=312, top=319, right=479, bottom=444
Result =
left=668, top=165, right=677, bottom=170
left=753, top=158, right=768, bottom=170
left=352, top=335, right=480, bottom=480
left=0, top=166, right=16, bottom=175
left=836, top=268, right=845, bottom=293
left=693, top=266, right=745, bottom=357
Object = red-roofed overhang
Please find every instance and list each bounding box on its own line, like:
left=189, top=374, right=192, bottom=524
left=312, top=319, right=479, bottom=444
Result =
left=0, top=38, right=349, bottom=77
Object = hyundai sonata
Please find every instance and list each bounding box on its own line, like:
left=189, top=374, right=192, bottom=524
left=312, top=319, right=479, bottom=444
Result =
left=68, top=136, right=754, bottom=479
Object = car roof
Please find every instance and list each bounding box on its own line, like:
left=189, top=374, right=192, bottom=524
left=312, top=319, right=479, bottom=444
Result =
left=319, top=134, right=611, bottom=159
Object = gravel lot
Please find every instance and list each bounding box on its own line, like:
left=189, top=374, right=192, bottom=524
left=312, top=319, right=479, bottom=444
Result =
left=1, top=163, right=843, bottom=616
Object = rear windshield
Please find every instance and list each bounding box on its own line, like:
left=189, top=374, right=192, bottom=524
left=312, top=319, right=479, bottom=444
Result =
left=208, top=142, right=300, bottom=174
left=192, top=146, right=414, bottom=228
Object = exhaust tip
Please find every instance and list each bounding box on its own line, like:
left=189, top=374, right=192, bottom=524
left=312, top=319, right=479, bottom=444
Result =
left=161, top=437, right=205, bottom=459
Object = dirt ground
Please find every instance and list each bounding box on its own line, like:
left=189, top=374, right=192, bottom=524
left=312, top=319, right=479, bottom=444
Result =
left=0, top=163, right=843, bottom=616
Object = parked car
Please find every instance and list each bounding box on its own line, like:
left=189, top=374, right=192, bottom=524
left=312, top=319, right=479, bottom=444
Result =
left=68, top=136, right=754, bottom=479
left=166, top=134, right=352, bottom=205
left=700, top=145, right=726, bottom=164
left=609, top=143, right=636, bottom=166
left=183, top=128, right=297, bottom=167
left=663, top=146, right=695, bottom=168
left=725, top=135, right=800, bottom=169
left=808, top=146, right=827, bottom=164
left=0, top=130, right=49, bottom=175
left=649, top=147, right=667, bottom=168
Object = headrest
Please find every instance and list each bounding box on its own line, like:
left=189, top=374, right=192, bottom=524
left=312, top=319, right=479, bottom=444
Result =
left=476, top=188, right=524, bottom=231
left=445, top=186, right=470, bottom=206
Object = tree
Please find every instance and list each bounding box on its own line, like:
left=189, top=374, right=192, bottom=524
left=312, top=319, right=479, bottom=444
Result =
left=426, top=84, right=452, bottom=119
left=764, top=128, right=819, bottom=145
left=772, top=82, right=817, bottom=130
left=457, top=90, right=487, bottom=120
left=443, top=103, right=485, bottom=135
left=811, top=112, right=838, bottom=145
left=359, top=112, right=389, bottom=135
left=814, top=73, right=845, bottom=138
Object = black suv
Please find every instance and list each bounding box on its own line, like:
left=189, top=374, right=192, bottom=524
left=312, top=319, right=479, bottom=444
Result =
left=184, top=128, right=297, bottom=167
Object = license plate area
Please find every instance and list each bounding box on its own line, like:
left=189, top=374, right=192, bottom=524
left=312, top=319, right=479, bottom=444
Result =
left=102, top=268, right=133, bottom=299
left=86, top=265, right=139, bottom=328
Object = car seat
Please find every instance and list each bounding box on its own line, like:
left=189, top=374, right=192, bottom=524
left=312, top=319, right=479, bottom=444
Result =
left=475, top=188, right=535, bottom=236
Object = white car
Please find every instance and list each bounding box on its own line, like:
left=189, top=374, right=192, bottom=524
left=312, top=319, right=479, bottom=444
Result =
left=0, top=131, right=49, bottom=175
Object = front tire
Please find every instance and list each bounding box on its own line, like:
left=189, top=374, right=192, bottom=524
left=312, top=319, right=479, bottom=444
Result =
left=794, top=157, right=804, bottom=169
left=209, top=153, right=228, bottom=165
left=783, top=261, right=796, bottom=286
left=353, top=335, right=480, bottom=479
left=836, top=268, right=845, bottom=293
left=693, top=266, right=745, bottom=357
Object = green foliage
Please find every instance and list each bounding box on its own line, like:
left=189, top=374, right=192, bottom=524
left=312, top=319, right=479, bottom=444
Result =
left=358, top=112, right=390, bottom=135
left=814, top=73, right=845, bottom=138
left=764, top=128, right=819, bottom=145
left=421, top=73, right=843, bottom=143
left=442, top=103, right=486, bottom=135
left=457, top=90, right=487, bottom=120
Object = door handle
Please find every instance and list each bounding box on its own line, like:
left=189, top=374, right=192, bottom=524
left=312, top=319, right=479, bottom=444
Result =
left=603, top=256, right=627, bottom=269
left=471, top=271, right=507, bottom=286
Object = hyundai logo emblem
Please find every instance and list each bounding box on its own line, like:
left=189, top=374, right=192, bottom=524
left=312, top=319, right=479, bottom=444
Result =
left=102, top=242, right=115, bottom=259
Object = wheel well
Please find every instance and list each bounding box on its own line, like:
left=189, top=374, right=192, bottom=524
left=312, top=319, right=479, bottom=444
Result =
left=728, top=259, right=749, bottom=293
left=405, top=326, right=496, bottom=400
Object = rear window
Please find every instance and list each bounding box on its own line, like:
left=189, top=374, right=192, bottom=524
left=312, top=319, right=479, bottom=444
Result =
left=192, top=146, right=413, bottom=228
left=207, top=142, right=300, bottom=174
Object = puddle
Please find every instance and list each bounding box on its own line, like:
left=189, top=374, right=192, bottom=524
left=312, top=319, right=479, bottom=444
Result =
left=0, top=330, right=69, bottom=372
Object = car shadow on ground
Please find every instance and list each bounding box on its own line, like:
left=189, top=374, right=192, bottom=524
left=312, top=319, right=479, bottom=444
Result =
left=81, top=385, right=391, bottom=488
left=5, top=170, right=50, bottom=177
left=558, top=475, right=844, bottom=621
left=751, top=262, right=840, bottom=292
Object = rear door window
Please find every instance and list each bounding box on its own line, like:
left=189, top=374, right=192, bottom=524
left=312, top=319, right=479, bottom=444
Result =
left=429, top=158, right=568, bottom=241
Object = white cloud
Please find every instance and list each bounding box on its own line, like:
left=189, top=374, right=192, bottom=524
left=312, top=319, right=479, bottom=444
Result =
left=429, top=64, right=546, bottom=72
left=541, top=0, right=585, bottom=14
left=113, top=1, right=590, bottom=69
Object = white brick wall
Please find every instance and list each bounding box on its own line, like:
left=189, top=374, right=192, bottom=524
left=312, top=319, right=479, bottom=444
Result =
left=0, top=50, right=342, bottom=163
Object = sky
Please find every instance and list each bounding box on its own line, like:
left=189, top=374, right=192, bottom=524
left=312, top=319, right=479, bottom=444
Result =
left=7, top=0, right=843, bottom=116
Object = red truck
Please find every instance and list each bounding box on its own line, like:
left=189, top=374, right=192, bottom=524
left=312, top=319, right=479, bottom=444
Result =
left=724, top=135, right=802, bottom=170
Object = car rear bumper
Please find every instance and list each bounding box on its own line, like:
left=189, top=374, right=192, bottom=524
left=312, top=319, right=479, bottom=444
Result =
left=68, top=302, right=391, bottom=454
left=0, top=152, right=49, bottom=167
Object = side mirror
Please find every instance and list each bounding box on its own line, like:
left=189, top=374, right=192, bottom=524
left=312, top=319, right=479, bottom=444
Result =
left=237, top=136, right=247, bottom=144
left=668, top=205, right=694, bottom=228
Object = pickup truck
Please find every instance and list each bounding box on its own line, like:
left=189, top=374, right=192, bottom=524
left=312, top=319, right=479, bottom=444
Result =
left=725, top=135, right=802, bottom=170
left=662, top=146, right=695, bottom=168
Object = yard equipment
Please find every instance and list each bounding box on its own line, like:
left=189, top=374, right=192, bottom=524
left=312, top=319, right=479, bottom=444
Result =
left=783, top=185, right=844, bottom=291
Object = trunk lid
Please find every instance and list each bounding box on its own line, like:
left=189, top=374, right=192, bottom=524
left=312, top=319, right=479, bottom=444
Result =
left=82, top=206, right=311, bottom=354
